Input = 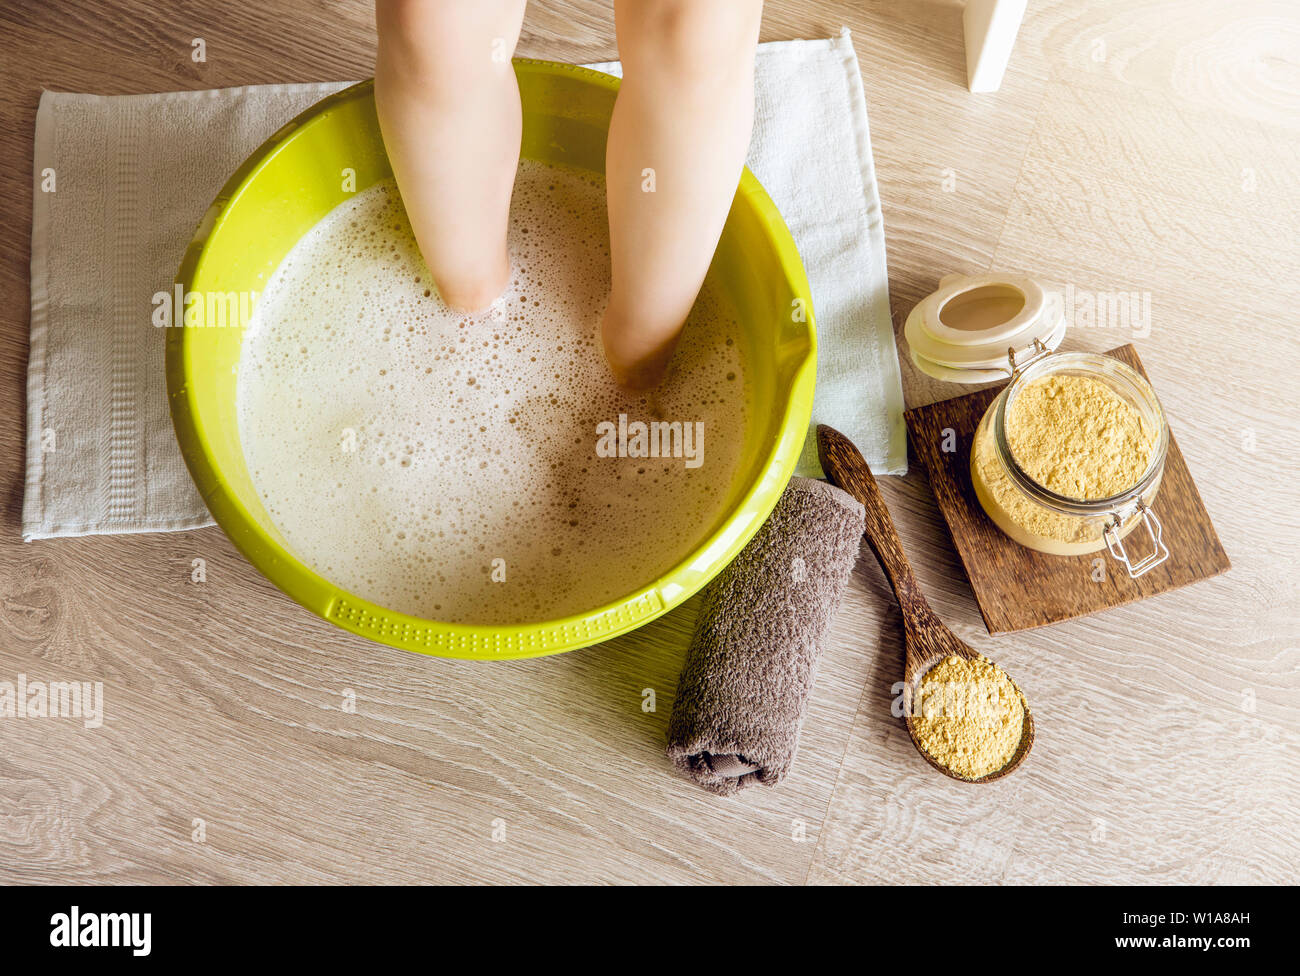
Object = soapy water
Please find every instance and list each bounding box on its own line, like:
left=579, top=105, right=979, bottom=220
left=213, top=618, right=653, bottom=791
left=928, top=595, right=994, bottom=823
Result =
left=237, top=162, right=748, bottom=624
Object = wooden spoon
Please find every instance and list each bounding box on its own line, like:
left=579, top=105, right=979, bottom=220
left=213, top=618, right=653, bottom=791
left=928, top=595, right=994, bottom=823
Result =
left=816, top=424, right=1033, bottom=783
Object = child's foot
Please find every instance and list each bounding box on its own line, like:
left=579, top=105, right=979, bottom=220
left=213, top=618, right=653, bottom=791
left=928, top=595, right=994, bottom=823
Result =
left=607, top=358, right=663, bottom=394
left=437, top=256, right=511, bottom=314
left=600, top=308, right=679, bottom=392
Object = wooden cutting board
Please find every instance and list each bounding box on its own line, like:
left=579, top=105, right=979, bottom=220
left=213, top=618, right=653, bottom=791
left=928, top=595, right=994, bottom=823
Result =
left=904, top=344, right=1230, bottom=634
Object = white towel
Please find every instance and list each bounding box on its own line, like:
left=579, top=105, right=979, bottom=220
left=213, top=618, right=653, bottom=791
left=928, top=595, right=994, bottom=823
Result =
left=23, top=28, right=905, bottom=541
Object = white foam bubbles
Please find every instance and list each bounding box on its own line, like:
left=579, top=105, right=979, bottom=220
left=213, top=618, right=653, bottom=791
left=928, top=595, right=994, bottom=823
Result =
left=236, top=161, right=748, bottom=625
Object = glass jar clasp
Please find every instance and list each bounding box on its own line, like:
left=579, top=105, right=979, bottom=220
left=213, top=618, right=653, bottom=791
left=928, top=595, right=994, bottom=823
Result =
left=1104, top=502, right=1169, bottom=578
left=1007, top=337, right=1052, bottom=380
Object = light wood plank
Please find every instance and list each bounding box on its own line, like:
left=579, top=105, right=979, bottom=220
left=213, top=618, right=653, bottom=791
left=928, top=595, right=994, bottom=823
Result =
left=1, top=0, right=1296, bottom=885
left=808, top=0, right=1300, bottom=885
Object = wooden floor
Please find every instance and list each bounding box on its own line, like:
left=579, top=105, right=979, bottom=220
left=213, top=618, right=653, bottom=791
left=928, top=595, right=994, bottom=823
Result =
left=1, top=0, right=1297, bottom=884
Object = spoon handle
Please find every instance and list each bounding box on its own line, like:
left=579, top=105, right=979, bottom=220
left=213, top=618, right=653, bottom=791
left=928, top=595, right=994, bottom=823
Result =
left=816, top=425, right=934, bottom=624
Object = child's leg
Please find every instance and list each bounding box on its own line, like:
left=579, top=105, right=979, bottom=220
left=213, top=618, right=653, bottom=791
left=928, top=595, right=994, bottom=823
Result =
left=602, top=0, right=763, bottom=389
left=375, top=0, right=528, bottom=312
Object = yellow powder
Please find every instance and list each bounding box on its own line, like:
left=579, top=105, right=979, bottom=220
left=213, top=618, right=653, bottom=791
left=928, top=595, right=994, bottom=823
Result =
left=971, top=373, right=1157, bottom=546
left=973, top=419, right=1091, bottom=545
left=1006, top=374, right=1154, bottom=501
left=913, top=654, right=1026, bottom=780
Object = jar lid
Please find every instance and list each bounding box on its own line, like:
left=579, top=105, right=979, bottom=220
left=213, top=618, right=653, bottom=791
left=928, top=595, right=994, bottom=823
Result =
left=904, top=273, right=1066, bottom=383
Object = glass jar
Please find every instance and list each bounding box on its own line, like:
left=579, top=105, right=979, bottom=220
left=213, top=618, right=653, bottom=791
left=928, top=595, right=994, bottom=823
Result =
left=969, top=349, right=1171, bottom=577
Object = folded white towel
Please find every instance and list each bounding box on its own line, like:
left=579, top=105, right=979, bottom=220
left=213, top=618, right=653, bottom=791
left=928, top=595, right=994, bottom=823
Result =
left=23, top=28, right=904, bottom=541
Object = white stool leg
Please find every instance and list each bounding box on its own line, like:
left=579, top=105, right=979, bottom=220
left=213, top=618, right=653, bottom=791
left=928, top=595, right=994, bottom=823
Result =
left=963, top=0, right=1027, bottom=93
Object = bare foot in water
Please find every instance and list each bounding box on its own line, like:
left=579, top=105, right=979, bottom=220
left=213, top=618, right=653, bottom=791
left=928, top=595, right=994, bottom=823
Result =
left=436, top=255, right=511, bottom=315
left=601, top=305, right=679, bottom=393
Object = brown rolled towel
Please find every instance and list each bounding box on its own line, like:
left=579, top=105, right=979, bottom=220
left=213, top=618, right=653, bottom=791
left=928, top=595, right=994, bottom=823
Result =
left=667, top=476, right=865, bottom=795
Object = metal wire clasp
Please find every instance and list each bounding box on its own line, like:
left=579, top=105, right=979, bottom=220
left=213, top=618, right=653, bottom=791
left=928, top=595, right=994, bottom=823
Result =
left=1007, top=337, right=1052, bottom=380
left=1104, top=502, right=1169, bottom=578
